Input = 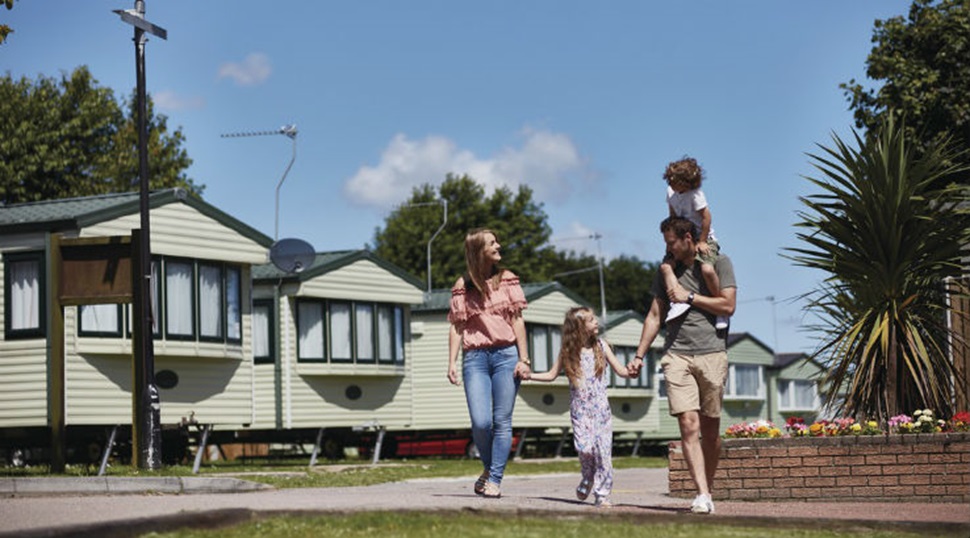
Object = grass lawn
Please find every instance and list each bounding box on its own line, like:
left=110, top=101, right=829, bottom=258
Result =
left=143, top=511, right=964, bottom=538
left=1, top=455, right=667, bottom=488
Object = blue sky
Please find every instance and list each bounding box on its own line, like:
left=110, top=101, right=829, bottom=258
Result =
left=5, top=1, right=914, bottom=354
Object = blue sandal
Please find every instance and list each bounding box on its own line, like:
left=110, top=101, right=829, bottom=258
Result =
left=576, top=478, right=592, bottom=501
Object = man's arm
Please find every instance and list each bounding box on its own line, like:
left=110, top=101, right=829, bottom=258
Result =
left=629, top=295, right=664, bottom=376
left=669, top=285, right=736, bottom=317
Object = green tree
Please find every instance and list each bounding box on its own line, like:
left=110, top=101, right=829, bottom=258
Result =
left=0, top=66, right=201, bottom=205
left=372, top=174, right=555, bottom=291
left=788, top=115, right=970, bottom=421
left=1, top=0, right=15, bottom=45
left=841, top=0, right=970, bottom=180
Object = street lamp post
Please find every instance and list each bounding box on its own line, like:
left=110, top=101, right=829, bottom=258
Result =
left=221, top=125, right=298, bottom=241
left=405, top=200, right=448, bottom=294
left=551, top=232, right=608, bottom=333
left=114, top=0, right=167, bottom=470
left=590, top=233, right=607, bottom=329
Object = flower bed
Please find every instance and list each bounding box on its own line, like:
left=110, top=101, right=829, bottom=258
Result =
left=668, top=432, right=970, bottom=503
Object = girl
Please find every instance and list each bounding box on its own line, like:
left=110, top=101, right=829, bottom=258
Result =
left=530, top=306, right=631, bottom=507
left=448, top=228, right=532, bottom=499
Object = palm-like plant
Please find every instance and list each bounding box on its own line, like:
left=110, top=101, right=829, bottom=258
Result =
left=788, top=114, right=970, bottom=422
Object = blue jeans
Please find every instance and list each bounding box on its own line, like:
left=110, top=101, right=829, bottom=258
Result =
left=463, top=345, right=520, bottom=484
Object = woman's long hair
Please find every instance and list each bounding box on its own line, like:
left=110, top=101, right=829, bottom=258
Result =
left=559, top=307, right=605, bottom=387
left=464, top=228, right=502, bottom=296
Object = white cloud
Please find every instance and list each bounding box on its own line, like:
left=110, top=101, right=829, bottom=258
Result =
left=343, top=127, right=595, bottom=208
left=153, top=90, right=205, bottom=111
left=217, top=53, right=272, bottom=86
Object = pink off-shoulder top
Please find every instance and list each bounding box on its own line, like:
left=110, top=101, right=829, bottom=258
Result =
left=448, top=270, right=528, bottom=351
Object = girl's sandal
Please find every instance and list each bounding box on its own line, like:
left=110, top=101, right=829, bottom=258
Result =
left=474, top=471, right=490, bottom=495
left=576, top=478, right=592, bottom=501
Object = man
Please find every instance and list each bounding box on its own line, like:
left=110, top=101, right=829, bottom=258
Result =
left=627, top=216, right=737, bottom=514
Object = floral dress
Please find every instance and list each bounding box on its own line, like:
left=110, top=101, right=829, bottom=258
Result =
left=570, top=339, right=614, bottom=500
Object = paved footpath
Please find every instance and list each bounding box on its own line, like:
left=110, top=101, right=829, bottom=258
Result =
left=1, top=468, right=968, bottom=537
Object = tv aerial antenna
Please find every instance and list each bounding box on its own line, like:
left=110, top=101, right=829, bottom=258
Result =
left=221, top=124, right=314, bottom=273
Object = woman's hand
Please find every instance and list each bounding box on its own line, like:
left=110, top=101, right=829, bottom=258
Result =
left=447, top=362, right=460, bottom=385
left=514, top=361, right=532, bottom=380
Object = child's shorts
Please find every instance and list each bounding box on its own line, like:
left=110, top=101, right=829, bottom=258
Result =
left=696, top=238, right=720, bottom=266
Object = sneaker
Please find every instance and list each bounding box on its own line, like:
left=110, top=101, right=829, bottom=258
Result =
left=715, top=316, right=729, bottom=330
left=594, top=495, right=613, bottom=508
left=666, top=301, right=690, bottom=323
left=576, top=478, right=592, bottom=501
left=481, top=481, right=501, bottom=498
left=474, top=471, right=489, bottom=495
left=690, top=493, right=714, bottom=514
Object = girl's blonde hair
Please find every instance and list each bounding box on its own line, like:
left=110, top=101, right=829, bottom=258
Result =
left=559, top=306, right=605, bottom=387
left=464, top=228, right=502, bottom=296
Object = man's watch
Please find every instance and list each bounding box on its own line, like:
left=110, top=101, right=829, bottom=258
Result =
left=687, top=292, right=695, bottom=305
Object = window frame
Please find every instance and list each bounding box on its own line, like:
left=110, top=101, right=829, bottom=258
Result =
left=163, top=257, right=196, bottom=341
left=252, top=298, right=275, bottom=365
left=78, top=304, right=124, bottom=337
left=526, top=323, right=561, bottom=375
left=726, top=363, right=765, bottom=399
left=778, top=378, right=818, bottom=411
left=197, top=262, right=224, bottom=342
left=4, top=251, right=46, bottom=340
left=296, top=298, right=407, bottom=366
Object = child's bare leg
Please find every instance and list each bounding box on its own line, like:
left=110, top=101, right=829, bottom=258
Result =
left=701, top=263, right=720, bottom=297
left=661, top=258, right=690, bottom=322
left=660, top=260, right=679, bottom=300
left=701, top=263, right=730, bottom=329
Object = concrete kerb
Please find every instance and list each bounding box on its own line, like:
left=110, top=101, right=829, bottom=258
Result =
left=0, top=476, right=272, bottom=496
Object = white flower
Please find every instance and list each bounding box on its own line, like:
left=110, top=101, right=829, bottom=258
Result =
left=914, top=409, right=923, bottom=416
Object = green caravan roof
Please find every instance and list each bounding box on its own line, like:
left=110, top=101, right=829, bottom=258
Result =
left=414, top=280, right=589, bottom=313
left=252, top=249, right=424, bottom=289
left=726, top=331, right=775, bottom=355
left=0, top=188, right=273, bottom=247
left=604, top=309, right=643, bottom=330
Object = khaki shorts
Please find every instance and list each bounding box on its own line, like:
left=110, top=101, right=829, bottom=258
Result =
left=696, top=238, right=720, bottom=266
left=661, top=351, right=728, bottom=417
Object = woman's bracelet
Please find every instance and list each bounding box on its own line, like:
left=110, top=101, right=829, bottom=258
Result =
left=519, top=357, right=531, bottom=366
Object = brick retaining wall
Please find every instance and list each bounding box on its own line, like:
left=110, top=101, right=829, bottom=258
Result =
left=668, top=433, right=970, bottom=503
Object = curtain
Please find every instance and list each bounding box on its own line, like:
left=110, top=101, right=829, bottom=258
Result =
left=330, top=302, right=352, bottom=360
left=198, top=265, right=222, bottom=338
left=377, top=305, right=393, bottom=363
left=531, top=325, right=549, bottom=373
left=252, top=303, right=270, bottom=359
left=355, top=304, right=374, bottom=361
left=165, top=261, right=194, bottom=336
left=297, top=302, right=324, bottom=359
left=9, top=259, right=39, bottom=331
left=226, top=267, right=241, bottom=340
left=734, top=365, right=761, bottom=397
left=79, top=304, right=119, bottom=334
left=794, top=380, right=816, bottom=408
left=394, top=307, right=405, bottom=365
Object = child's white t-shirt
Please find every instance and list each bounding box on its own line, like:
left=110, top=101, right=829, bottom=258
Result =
left=666, top=186, right=717, bottom=241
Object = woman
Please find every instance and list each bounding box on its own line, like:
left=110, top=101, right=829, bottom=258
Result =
left=447, top=228, right=531, bottom=498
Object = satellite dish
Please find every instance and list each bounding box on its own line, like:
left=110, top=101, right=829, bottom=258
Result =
left=270, top=238, right=315, bottom=274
